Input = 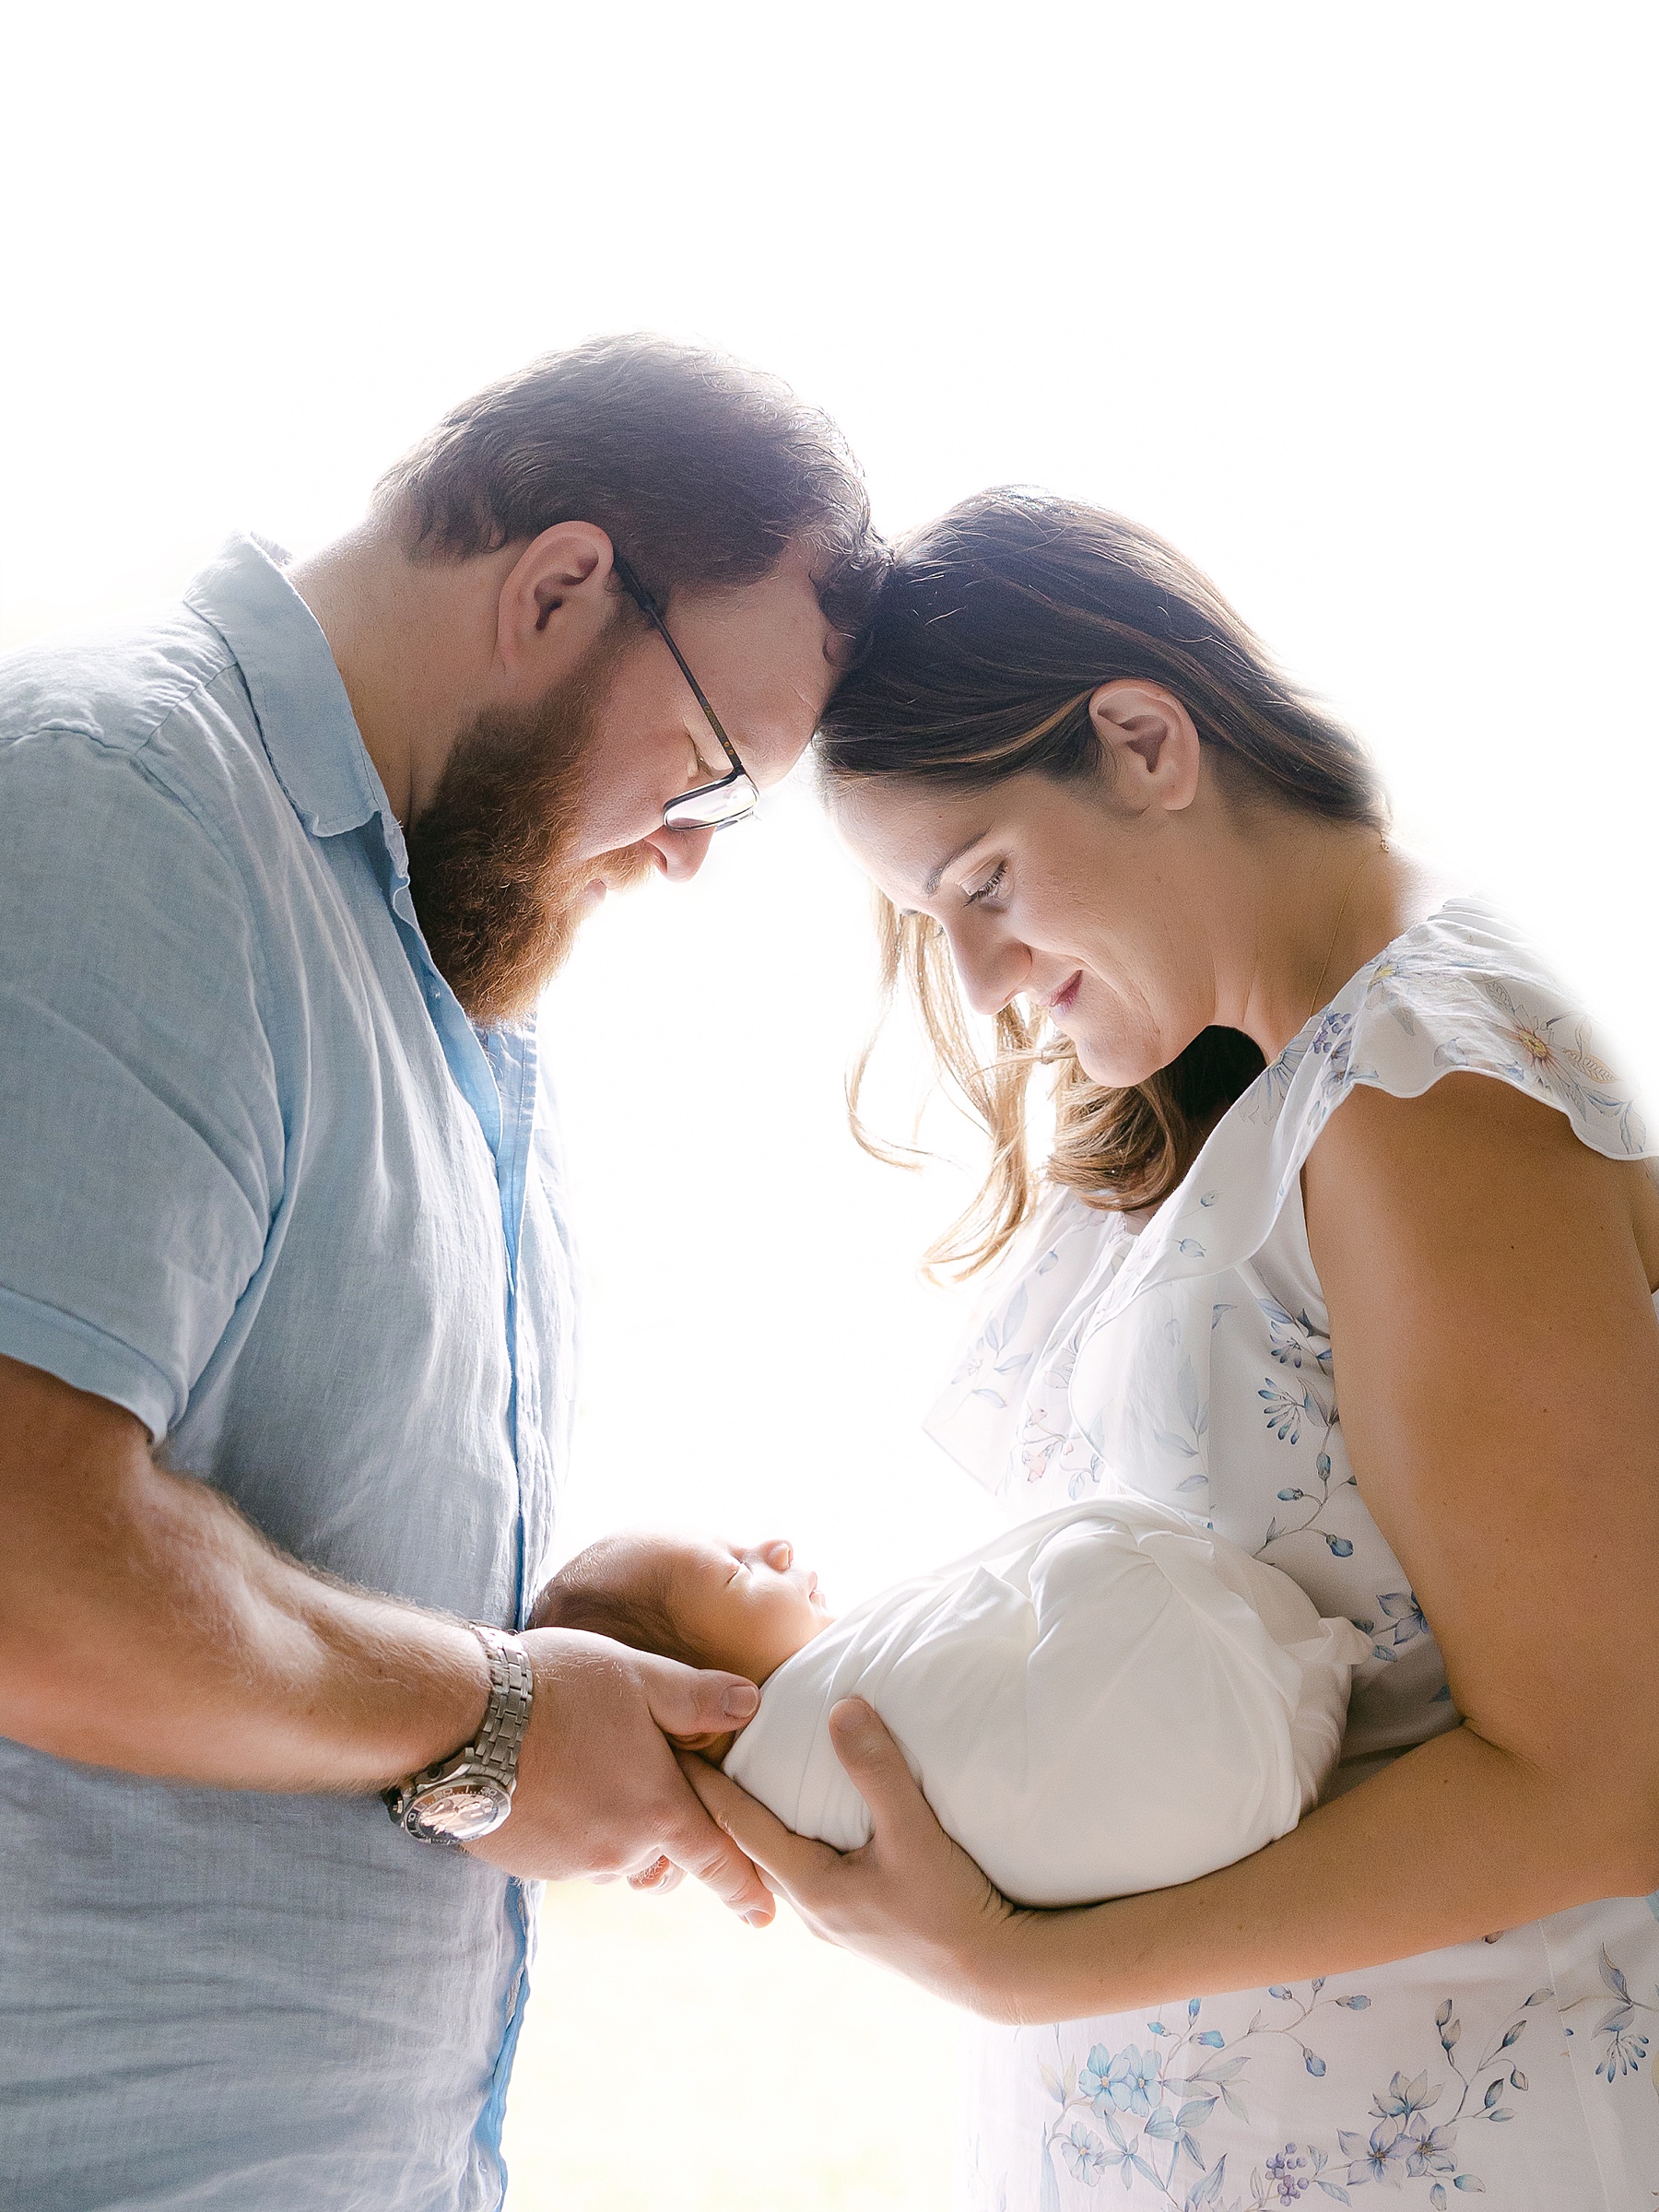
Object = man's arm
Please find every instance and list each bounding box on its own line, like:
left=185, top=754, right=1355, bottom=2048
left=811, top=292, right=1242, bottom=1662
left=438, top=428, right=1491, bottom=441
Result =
left=0, top=1356, right=491, bottom=1787
left=0, top=1356, right=773, bottom=1917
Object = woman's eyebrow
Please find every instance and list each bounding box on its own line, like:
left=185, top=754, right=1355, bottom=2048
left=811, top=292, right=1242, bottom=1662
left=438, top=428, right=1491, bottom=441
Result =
left=923, top=829, right=991, bottom=898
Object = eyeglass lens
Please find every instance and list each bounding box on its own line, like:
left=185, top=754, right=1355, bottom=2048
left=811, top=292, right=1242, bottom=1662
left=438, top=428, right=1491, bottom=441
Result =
left=663, top=771, right=760, bottom=832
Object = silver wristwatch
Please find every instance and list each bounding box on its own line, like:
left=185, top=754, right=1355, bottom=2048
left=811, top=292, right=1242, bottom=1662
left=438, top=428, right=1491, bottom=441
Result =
left=383, top=1624, right=535, bottom=1849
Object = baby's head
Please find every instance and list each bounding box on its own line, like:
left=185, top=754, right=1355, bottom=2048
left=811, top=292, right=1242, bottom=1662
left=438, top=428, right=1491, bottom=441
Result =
left=534, top=1532, right=833, bottom=1686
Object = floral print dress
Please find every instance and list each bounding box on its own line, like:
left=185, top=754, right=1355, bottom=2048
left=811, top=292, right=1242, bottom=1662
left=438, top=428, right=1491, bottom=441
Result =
left=927, top=899, right=1659, bottom=2212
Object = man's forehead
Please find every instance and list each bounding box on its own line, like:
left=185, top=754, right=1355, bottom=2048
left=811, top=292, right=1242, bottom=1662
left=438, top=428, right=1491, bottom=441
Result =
left=669, top=551, right=836, bottom=680
left=665, top=569, right=839, bottom=786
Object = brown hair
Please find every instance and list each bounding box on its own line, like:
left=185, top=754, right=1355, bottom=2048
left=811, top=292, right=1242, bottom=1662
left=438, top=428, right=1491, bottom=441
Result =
left=373, top=333, right=885, bottom=635
left=536, top=1535, right=701, bottom=1669
left=817, top=488, right=1388, bottom=1277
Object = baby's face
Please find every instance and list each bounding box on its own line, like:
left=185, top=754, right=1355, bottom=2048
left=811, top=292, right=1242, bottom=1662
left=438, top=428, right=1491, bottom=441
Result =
left=667, top=1536, right=832, bottom=1683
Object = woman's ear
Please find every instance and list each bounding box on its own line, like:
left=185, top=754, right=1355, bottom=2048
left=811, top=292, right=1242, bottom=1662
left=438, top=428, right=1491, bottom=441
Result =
left=1088, top=680, right=1203, bottom=814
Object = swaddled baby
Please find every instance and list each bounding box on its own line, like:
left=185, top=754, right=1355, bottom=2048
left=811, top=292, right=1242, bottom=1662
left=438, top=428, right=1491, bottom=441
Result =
left=538, top=1500, right=1370, bottom=1909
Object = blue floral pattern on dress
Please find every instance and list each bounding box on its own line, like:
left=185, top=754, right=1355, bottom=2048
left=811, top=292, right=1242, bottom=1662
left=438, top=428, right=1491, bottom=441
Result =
left=1006, top=1957, right=1659, bottom=2211
left=1027, top=1977, right=1552, bottom=2208
left=934, top=900, right=1659, bottom=2211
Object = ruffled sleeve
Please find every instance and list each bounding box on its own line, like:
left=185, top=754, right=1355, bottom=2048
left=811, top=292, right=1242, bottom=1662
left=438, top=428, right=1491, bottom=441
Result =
left=1089, top=897, right=1654, bottom=1324
left=924, top=898, right=1653, bottom=1502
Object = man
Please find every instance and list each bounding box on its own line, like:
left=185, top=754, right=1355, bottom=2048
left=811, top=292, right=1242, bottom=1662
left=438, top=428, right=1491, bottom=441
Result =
left=0, top=335, right=883, bottom=2210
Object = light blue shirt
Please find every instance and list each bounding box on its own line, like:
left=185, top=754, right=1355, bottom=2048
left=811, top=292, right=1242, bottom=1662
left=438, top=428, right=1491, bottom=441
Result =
left=0, top=537, right=577, bottom=2211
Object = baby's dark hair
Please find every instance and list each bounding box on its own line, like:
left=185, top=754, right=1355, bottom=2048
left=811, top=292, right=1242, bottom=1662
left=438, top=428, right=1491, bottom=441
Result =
left=536, top=1535, right=701, bottom=1667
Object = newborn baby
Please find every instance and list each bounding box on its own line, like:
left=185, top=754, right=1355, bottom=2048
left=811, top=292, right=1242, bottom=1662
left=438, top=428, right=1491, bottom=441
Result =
left=538, top=1500, right=1370, bottom=1909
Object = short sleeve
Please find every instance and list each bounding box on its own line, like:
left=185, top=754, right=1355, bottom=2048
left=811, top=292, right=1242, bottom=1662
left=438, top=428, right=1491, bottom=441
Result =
left=1065, top=899, right=1657, bottom=1324
left=0, top=735, right=284, bottom=1439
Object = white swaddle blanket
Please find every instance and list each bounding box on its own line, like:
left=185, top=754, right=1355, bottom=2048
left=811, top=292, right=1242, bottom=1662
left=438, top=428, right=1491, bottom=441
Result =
left=724, top=1498, right=1371, bottom=1909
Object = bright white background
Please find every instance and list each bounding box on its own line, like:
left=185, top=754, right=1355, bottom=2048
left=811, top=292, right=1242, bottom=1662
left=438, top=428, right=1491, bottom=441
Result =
left=4, top=6, right=1653, bottom=2206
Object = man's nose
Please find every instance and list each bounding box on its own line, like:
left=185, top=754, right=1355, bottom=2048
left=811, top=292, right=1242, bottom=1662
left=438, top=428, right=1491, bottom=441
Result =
left=640, top=824, right=717, bottom=882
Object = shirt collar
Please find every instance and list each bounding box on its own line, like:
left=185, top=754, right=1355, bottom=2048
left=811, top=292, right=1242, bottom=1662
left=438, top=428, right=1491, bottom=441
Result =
left=183, top=533, right=390, bottom=841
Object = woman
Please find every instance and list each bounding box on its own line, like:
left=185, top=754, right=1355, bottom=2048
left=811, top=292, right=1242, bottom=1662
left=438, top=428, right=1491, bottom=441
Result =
left=688, top=491, right=1659, bottom=2209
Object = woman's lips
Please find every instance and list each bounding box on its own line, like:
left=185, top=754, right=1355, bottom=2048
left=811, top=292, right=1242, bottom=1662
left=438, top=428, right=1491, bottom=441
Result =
left=1047, top=971, right=1083, bottom=1019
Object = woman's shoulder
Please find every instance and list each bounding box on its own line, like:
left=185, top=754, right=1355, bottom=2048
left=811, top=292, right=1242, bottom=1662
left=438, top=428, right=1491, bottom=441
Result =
left=924, top=895, right=1654, bottom=1494
left=1303, top=895, right=1652, bottom=1165
left=1041, top=897, right=1652, bottom=1334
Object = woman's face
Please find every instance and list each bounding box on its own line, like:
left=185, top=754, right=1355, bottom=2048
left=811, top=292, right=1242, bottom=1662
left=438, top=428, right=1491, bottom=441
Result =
left=830, top=758, right=1219, bottom=1089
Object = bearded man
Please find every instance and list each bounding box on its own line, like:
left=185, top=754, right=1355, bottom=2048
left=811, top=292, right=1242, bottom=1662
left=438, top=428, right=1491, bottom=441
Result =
left=0, top=336, right=882, bottom=2212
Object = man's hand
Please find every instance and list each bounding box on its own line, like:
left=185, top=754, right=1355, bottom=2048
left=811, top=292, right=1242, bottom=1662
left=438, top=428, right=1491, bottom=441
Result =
left=0, top=1358, right=773, bottom=1922
left=465, top=1629, right=774, bottom=1924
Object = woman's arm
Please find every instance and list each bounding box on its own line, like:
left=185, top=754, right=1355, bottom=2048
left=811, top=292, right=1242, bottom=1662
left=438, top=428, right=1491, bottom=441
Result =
left=685, top=1074, right=1659, bottom=2021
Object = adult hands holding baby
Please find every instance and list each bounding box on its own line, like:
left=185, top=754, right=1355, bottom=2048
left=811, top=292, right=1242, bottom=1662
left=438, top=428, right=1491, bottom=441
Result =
left=682, top=1698, right=1025, bottom=2013
left=465, top=1623, right=775, bottom=1926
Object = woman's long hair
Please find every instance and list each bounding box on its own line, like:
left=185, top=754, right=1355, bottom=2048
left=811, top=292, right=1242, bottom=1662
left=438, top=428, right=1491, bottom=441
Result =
left=816, top=488, right=1389, bottom=1277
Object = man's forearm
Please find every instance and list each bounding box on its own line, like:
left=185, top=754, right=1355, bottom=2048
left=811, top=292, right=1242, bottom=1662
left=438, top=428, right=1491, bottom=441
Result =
left=999, top=1723, right=1653, bottom=2026
left=0, top=1359, right=489, bottom=1792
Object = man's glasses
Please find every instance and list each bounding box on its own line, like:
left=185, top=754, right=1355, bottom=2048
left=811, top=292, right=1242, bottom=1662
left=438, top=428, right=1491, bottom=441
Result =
left=611, top=550, right=760, bottom=832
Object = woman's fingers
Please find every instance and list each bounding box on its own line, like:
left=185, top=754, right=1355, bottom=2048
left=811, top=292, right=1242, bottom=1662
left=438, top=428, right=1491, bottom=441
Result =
left=826, top=1699, right=933, bottom=1846
left=677, top=1751, right=843, bottom=1901
left=658, top=1774, right=777, bottom=1925
left=677, top=1733, right=1016, bottom=2007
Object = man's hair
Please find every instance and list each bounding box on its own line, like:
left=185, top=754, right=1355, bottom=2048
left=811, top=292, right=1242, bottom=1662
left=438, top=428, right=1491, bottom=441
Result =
left=373, top=333, right=885, bottom=635
left=536, top=1535, right=701, bottom=1668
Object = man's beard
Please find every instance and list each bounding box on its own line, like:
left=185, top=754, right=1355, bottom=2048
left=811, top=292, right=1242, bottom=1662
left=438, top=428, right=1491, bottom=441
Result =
left=405, top=639, right=648, bottom=1028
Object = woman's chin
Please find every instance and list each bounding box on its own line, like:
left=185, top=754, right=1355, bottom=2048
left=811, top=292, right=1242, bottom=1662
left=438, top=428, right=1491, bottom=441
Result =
left=1070, top=1035, right=1163, bottom=1089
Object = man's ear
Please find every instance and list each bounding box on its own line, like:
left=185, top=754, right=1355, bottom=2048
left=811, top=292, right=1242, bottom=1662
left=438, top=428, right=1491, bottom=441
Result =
left=494, top=522, right=618, bottom=692
left=1088, top=679, right=1203, bottom=813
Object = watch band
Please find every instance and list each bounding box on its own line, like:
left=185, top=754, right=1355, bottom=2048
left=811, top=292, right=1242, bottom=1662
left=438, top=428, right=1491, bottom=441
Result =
left=382, top=1623, right=535, bottom=1842
left=464, top=1624, right=535, bottom=1789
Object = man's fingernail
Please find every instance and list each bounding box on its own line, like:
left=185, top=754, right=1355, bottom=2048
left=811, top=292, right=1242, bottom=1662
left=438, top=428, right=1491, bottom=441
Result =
left=723, top=1682, right=759, bottom=1720
left=743, top=1908, right=770, bottom=1927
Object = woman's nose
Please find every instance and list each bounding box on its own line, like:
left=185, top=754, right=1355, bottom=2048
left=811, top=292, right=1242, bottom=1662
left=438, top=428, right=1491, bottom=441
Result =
left=947, top=923, right=1030, bottom=1018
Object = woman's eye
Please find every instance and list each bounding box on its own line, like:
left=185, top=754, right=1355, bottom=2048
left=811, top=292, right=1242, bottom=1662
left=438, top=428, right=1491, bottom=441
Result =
left=965, top=864, right=1007, bottom=907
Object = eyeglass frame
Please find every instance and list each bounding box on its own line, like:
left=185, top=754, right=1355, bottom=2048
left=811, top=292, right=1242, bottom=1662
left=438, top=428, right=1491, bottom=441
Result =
left=610, top=549, right=760, bottom=832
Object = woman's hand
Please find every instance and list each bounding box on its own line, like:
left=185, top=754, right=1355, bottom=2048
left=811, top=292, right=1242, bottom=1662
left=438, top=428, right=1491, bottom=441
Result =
left=680, top=1696, right=1030, bottom=2016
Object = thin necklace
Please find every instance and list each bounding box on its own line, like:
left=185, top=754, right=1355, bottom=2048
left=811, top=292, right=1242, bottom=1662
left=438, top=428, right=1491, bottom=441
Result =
left=1306, top=837, right=1390, bottom=1021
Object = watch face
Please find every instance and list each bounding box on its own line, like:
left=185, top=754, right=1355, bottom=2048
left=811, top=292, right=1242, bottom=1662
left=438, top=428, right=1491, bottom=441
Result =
left=408, top=1776, right=512, bottom=1843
